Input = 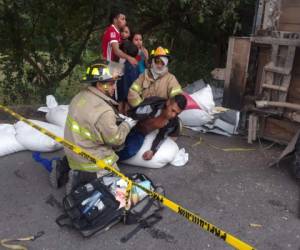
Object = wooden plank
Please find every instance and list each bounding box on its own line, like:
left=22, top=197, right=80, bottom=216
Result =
left=275, top=45, right=296, bottom=103
left=277, top=45, right=288, bottom=67
left=262, top=84, right=288, bottom=92
left=257, top=43, right=296, bottom=108
left=224, top=37, right=234, bottom=91
left=248, top=114, right=258, bottom=143
left=286, top=75, right=300, bottom=104
left=279, top=7, right=300, bottom=25
left=252, top=115, right=258, bottom=142
left=285, top=45, right=296, bottom=68
left=264, top=62, right=291, bottom=74
left=278, top=74, right=292, bottom=102
left=285, top=47, right=300, bottom=105
left=255, top=47, right=271, bottom=96
left=262, top=0, right=272, bottom=30
left=279, top=23, right=300, bottom=32
left=261, top=117, right=300, bottom=144
left=223, top=37, right=251, bottom=110
left=251, top=36, right=300, bottom=46
left=279, top=1, right=300, bottom=33
left=271, top=44, right=279, bottom=64
left=263, top=70, right=274, bottom=100
left=253, top=0, right=265, bottom=34
left=291, top=47, right=300, bottom=73
left=281, top=0, right=300, bottom=7
left=248, top=114, right=254, bottom=143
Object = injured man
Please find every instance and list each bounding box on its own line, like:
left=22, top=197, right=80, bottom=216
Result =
left=116, top=94, right=187, bottom=161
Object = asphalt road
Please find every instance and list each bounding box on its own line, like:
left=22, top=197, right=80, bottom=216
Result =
left=0, top=130, right=299, bottom=250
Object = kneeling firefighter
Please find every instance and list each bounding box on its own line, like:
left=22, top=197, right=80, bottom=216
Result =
left=50, top=62, right=137, bottom=194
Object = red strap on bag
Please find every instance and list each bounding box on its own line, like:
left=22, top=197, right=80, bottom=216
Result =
left=182, top=92, right=201, bottom=110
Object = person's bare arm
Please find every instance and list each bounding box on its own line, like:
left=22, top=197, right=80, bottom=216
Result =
left=111, top=42, right=137, bottom=65
left=142, top=47, right=149, bottom=68
left=143, top=118, right=180, bottom=161
left=142, top=47, right=149, bottom=60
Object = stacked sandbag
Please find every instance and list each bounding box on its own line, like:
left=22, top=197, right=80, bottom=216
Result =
left=38, top=95, right=69, bottom=128
left=190, top=84, right=215, bottom=113
left=15, top=119, right=64, bottom=152
left=179, top=109, right=212, bottom=127
left=183, top=92, right=200, bottom=110
left=0, top=124, right=26, bottom=157
left=0, top=95, right=67, bottom=157
left=122, top=131, right=188, bottom=168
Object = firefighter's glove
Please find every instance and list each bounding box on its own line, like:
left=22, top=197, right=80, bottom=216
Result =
left=124, top=117, right=137, bottom=129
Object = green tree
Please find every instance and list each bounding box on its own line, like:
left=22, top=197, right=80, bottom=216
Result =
left=0, top=0, right=255, bottom=104
left=0, top=0, right=110, bottom=103
left=126, top=0, right=255, bottom=83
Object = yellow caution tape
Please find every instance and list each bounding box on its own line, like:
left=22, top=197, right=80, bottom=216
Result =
left=1, top=237, right=31, bottom=250
left=1, top=231, right=44, bottom=250
left=192, top=137, right=256, bottom=152
left=249, top=223, right=262, bottom=228
left=0, top=105, right=255, bottom=250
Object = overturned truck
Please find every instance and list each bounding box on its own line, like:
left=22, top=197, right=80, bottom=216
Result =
left=223, top=0, right=300, bottom=144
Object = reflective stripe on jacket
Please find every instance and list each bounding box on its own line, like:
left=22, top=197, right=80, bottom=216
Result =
left=64, top=86, right=130, bottom=172
left=127, top=69, right=182, bottom=107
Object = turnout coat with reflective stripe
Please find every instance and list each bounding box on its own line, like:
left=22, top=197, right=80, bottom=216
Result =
left=127, top=69, right=182, bottom=107
left=64, top=86, right=130, bottom=172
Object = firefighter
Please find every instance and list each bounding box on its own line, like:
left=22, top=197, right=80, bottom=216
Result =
left=127, top=46, right=182, bottom=107
left=50, top=62, right=137, bottom=193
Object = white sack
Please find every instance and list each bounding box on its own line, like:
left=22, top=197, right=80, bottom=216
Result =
left=15, top=119, right=64, bottom=152
left=45, top=105, right=68, bottom=128
left=190, top=85, right=215, bottom=113
left=0, top=124, right=26, bottom=157
left=38, top=95, right=69, bottom=128
left=170, top=148, right=189, bottom=167
left=179, top=109, right=212, bottom=127
left=123, top=131, right=179, bottom=168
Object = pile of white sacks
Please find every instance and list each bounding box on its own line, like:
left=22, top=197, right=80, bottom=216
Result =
left=0, top=96, right=67, bottom=158
left=179, top=85, right=215, bottom=127
left=180, top=83, right=240, bottom=136
left=0, top=95, right=188, bottom=168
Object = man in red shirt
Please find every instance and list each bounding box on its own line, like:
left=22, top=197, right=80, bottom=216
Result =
left=102, top=10, right=137, bottom=66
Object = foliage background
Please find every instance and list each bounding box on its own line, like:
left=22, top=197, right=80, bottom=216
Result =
left=0, top=0, right=256, bottom=105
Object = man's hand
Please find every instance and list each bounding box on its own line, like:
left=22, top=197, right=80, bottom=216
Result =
left=127, top=56, right=138, bottom=66
left=142, top=150, right=154, bottom=161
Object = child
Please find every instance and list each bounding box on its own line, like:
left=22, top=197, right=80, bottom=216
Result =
left=131, top=32, right=149, bottom=74
left=120, top=25, right=131, bottom=43
left=117, top=40, right=140, bottom=114
left=119, top=25, right=131, bottom=64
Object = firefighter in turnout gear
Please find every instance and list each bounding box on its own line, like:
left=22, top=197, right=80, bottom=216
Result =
left=50, top=62, right=137, bottom=194
left=127, top=46, right=182, bottom=107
